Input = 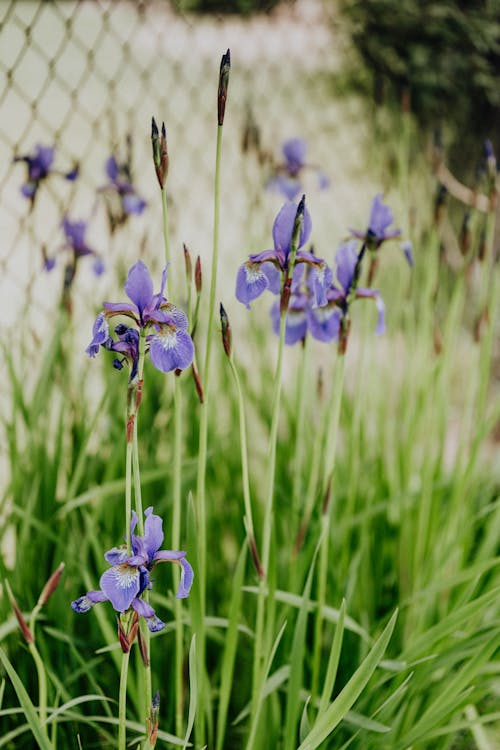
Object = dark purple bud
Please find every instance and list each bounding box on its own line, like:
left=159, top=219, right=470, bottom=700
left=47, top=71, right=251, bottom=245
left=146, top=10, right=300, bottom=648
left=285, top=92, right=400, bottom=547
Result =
left=160, top=123, right=169, bottom=185
left=183, top=243, right=192, bottom=283
left=6, top=583, right=34, bottom=644
left=219, top=303, right=232, bottom=358
left=138, top=627, right=150, bottom=666
left=459, top=211, right=472, bottom=256
left=38, top=562, right=65, bottom=607
left=195, top=255, right=202, bottom=295
left=192, top=361, right=204, bottom=404
left=291, top=194, right=306, bottom=251
left=217, top=48, right=231, bottom=126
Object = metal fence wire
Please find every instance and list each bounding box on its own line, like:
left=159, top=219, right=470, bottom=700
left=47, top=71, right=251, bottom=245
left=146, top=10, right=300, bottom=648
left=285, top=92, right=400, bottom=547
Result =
left=1, top=0, right=370, bottom=348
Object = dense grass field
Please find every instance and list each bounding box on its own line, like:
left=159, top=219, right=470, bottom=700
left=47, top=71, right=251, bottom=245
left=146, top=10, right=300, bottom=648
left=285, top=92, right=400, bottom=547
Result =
left=1, top=31, right=500, bottom=750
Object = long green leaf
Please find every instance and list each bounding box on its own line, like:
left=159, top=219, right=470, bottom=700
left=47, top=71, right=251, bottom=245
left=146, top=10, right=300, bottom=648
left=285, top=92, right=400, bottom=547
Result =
left=0, top=647, right=52, bottom=750
left=297, top=609, right=398, bottom=750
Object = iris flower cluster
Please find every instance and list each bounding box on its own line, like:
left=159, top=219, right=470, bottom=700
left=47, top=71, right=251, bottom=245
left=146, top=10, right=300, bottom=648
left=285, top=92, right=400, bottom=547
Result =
left=236, top=194, right=409, bottom=353
left=266, top=138, right=329, bottom=201
left=99, top=153, right=147, bottom=231
left=235, top=199, right=330, bottom=310
left=87, top=259, right=194, bottom=377
left=14, top=144, right=78, bottom=203
left=72, top=507, right=194, bottom=633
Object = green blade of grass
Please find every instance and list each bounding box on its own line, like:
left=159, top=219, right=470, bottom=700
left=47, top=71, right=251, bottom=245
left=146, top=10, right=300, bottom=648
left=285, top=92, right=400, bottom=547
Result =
left=297, top=609, right=398, bottom=750
left=0, top=647, right=52, bottom=750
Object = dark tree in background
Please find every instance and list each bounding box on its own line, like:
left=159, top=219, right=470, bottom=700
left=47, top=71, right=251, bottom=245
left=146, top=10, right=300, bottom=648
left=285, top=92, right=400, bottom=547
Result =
left=339, top=0, right=500, bottom=168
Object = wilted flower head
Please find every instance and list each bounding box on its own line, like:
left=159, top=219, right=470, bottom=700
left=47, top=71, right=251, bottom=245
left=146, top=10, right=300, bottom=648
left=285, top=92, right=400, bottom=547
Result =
left=86, top=260, right=194, bottom=376
left=72, top=507, right=194, bottom=633
left=267, top=137, right=329, bottom=201
left=236, top=198, right=329, bottom=309
left=14, top=143, right=78, bottom=203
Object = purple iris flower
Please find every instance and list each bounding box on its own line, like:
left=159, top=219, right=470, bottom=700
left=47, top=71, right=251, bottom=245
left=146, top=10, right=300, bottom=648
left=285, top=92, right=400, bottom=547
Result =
left=322, top=241, right=385, bottom=341
left=44, top=218, right=104, bottom=275
left=235, top=199, right=329, bottom=309
left=14, top=144, right=78, bottom=202
left=71, top=507, right=194, bottom=633
left=86, top=260, right=194, bottom=375
left=269, top=264, right=335, bottom=345
left=266, top=138, right=330, bottom=201
left=350, top=193, right=402, bottom=250
left=101, top=155, right=146, bottom=221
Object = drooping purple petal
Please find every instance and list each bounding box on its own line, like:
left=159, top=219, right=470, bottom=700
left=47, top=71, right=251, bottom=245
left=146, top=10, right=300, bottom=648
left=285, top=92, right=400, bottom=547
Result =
left=267, top=175, right=302, bottom=201
left=21, top=182, right=37, bottom=198
left=63, top=218, right=87, bottom=251
left=150, top=303, right=188, bottom=330
left=93, top=257, right=105, bottom=276
left=44, top=256, right=56, bottom=272
left=149, top=328, right=194, bottom=372
left=100, top=564, right=140, bottom=612
left=131, top=597, right=156, bottom=618
left=272, top=201, right=312, bottom=253
left=146, top=614, right=166, bottom=632
left=309, top=263, right=333, bottom=308
left=71, top=590, right=107, bottom=613
left=335, top=241, right=358, bottom=294
left=86, top=312, right=109, bottom=357
left=261, top=262, right=281, bottom=295
left=317, top=171, right=330, bottom=190
left=236, top=261, right=270, bottom=308
left=104, top=547, right=131, bottom=566
left=356, top=289, right=386, bottom=335
left=33, top=145, right=55, bottom=175
left=123, top=193, right=147, bottom=215
left=307, top=306, right=341, bottom=343
left=271, top=300, right=308, bottom=345
left=124, top=260, right=154, bottom=317
left=401, top=240, right=414, bottom=267
left=176, top=557, right=194, bottom=598
left=282, top=138, right=307, bottom=173
left=102, top=301, right=138, bottom=316
left=143, top=507, right=164, bottom=560
left=106, top=156, right=119, bottom=182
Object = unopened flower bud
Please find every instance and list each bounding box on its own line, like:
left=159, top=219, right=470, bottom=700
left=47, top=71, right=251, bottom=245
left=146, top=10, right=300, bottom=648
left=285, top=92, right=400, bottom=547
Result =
left=183, top=243, right=192, bottom=283
left=291, top=194, right=305, bottom=250
left=219, top=303, right=232, bottom=358
left=147, top=691, right=160, bottom=747
left=218, top=48, right=231, bottom=126
left=151, top=117, right=169, bottom=188
left=192, top=361, right=204, bottom=404
left=6, top=582, right=33, bottom=644
left=459, top=211, right=472, bottom=257
left=138, top=627, right=150, bottom=666
left=38, top=562, right=65, bottom=607
left=195, top=255, right=202, bottom=295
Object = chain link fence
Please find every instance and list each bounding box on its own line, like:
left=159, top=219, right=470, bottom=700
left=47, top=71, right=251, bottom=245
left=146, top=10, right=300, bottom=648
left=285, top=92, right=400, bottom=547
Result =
left=0, top=0, right=376, bottom=351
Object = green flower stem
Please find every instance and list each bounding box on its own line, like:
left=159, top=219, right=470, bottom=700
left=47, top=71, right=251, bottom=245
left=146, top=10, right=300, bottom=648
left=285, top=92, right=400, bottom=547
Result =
left=195, top=121, right=224, bottom=743
left=311, top=354, right=346, bottom=701
left=161, top=186, right=171, bottom=294
left=172, top=376, right=184, bottom=737
left=291, top=336, right=311, bottom=530
left=227, top=355, right=258, bottom=564
left=118, top=649, right=131, bottom=750
left=125, top=439, right=133, bottom=554
left=247, top=303, right=287, bottom=750
left=131, top=330, right=151, bottom=735
left=27, top=641, right=48, bottom=732
left=160, top=172, right=185, bottom=739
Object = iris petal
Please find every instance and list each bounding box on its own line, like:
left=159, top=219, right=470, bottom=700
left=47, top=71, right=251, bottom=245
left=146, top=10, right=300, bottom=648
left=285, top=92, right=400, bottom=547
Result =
left=124, top=260, right=154, bottom=316
left=100, top=564, right=140, bottom=612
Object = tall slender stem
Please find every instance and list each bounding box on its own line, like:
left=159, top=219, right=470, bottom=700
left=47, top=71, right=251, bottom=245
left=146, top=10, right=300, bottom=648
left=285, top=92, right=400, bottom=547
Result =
left=311, top=354, right=346, bottom=700
left=247, top=300, right=287, bottom=750
left=195, top=122, right=224, bottom=742
left=118, top=650, right=131, bottom=750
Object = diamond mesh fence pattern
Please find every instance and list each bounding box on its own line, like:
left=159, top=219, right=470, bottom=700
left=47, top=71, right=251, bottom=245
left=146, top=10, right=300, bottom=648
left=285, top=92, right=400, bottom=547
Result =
left=0, top=0, right=373, bottom=350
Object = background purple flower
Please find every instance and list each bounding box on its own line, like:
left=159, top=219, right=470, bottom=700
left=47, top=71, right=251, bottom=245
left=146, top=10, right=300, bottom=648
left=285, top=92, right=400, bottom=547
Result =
left=266, top=137, right=330, bottom=200
left=350, top=193, right=401, bottom=249
left=14, top=144, right=78, bottom=202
